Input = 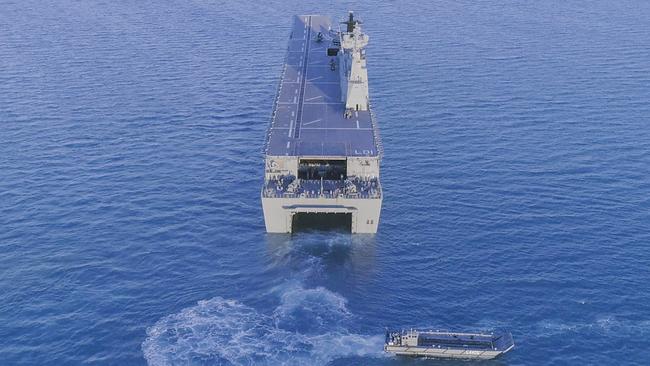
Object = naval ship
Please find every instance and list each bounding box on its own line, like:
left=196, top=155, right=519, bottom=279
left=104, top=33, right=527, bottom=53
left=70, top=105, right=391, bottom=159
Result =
left=385, top=329, right=515, bottom=360
left=262, top=12, right=383, bottom=233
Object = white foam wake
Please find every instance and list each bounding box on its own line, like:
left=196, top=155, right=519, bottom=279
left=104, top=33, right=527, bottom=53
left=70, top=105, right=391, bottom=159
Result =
left=142, top=284, right=384, bottom=365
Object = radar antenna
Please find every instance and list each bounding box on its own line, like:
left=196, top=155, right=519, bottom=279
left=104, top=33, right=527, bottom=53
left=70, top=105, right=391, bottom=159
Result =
left=341, top=11, right=362, bottom=32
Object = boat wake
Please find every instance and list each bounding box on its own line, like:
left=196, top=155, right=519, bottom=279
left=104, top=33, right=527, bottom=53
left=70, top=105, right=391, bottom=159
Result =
left=142, top=283, right=383, bottom=365
left=143, top=235, right=383, bottom=366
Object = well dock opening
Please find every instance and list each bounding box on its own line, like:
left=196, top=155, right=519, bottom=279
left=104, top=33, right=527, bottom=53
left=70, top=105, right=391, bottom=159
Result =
left=291, top=212, right=352, bottom=232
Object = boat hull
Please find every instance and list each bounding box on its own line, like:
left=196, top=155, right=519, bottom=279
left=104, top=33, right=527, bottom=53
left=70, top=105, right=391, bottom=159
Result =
left=385, top=345, right=511, bottom=360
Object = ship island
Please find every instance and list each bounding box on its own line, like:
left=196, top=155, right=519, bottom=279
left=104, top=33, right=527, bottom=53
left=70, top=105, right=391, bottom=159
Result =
left=262, top=12, right=383, bottom=233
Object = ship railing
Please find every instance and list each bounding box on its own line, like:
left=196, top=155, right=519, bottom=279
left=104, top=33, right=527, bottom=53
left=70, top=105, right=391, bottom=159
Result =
left=263, top=60, right=287, bottom=156
left=368, top=101, right=384, bottom=158
left=262, top=175, right=381, bottom=199
left=263, top=26, right=294, bottom=156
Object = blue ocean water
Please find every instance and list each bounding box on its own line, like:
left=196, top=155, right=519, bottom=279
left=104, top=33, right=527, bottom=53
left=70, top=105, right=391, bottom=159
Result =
left=1, top=0, right=650, bottom=364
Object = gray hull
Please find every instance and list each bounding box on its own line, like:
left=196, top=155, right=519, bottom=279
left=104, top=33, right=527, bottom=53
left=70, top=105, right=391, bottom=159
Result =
left=385, top=345, right=513, bottom=360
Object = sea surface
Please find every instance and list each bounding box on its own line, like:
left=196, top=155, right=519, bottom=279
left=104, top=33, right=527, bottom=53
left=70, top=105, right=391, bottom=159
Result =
left=2, top=1, right=650, bottom=365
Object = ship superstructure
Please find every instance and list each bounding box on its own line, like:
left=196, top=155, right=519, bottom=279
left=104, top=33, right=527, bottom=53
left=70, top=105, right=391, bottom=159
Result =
left=262, top=12, right=383, bottom=233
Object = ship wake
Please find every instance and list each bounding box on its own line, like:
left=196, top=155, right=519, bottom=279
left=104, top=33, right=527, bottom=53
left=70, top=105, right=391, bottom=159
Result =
left=142, top=238, right=383, bottom=365
left=142, top=284, right=382, bottom=365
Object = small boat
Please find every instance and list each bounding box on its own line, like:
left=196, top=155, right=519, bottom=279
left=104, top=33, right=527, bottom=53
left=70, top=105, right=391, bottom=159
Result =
left=384, top=329, right=514, bottom=360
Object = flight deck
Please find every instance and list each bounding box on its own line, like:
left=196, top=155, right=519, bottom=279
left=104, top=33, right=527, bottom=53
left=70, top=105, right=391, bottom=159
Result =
left=264, top=15, right=381, bottom=157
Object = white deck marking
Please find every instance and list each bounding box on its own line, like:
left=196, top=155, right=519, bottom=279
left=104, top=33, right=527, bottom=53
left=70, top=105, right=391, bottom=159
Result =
left=265, top=16, right=380, bottom=156
left=301, top=127, right=372, bottom=130
left=300, top=102, right=348, bottom=105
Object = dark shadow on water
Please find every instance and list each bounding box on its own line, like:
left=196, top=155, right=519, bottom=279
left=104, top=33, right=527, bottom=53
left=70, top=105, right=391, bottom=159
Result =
left=291, top=212, right=352, bottom=233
